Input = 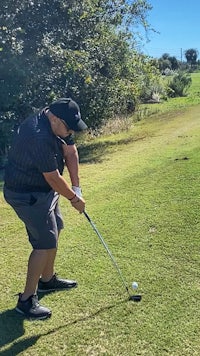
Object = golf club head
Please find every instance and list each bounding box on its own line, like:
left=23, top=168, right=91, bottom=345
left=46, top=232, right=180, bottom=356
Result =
left=129, top=295, right=142, bottom=302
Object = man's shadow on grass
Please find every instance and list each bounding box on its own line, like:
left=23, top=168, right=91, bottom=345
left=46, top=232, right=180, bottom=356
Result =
left=0, top=308, right=40, bottom=355
left=0, top=299, right=126, bottom=355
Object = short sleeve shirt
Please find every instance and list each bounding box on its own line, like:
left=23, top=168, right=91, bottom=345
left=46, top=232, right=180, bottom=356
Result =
left=4, top=111, right=74, bottom=192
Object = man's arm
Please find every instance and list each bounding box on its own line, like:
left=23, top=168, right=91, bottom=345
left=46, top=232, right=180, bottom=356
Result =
left=63, top=144, right=79, bottom=186
left=43, top=169, right=85, bottom=213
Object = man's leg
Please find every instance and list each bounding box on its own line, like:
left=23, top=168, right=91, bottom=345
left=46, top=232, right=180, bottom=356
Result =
left=40, top=247, right=57, bottom=282
left=16, top=248, right=52, bottom=319
left=37, top=231, right=77, bottom=292
left=40, top=229, right=61, bottom=282
left=21, top=249, right=50, bottom=300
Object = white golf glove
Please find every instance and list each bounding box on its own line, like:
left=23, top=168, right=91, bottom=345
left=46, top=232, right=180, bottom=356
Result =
left=72, top=186, right=82, bottom=198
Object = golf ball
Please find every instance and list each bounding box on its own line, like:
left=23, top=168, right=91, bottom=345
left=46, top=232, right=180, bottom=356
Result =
left=132, top=281, right=138, bottom=290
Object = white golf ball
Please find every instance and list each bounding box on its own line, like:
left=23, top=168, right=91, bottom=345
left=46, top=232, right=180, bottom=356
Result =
left=132, top=281, right=138, bottom=290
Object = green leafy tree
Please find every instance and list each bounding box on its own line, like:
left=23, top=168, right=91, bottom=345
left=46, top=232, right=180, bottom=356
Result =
left=184, top=48, right=199, bottom=66
left=158, top=58, right=172, bottom=72
left=0, top=0, right=154, bottom=159
left=0, top=0, right=152, bottom=110
left=158, top=54, right=179, bottom=73
left=168, top=56, right=179, bottom=70
left=162, top=53, right=170, bottom=60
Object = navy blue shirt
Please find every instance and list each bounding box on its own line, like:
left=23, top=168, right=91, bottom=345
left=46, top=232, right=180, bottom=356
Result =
left=4, top=111, right=74, bottom=192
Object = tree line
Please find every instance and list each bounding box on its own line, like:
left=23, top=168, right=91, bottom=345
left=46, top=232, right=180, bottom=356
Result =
left=0, top=1, right=197, bottom=165
left=157, top=49, right=199, bottom=73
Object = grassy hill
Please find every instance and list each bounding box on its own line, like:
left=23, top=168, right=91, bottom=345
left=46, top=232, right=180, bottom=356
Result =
left=0, top=73, right=200, bottom=355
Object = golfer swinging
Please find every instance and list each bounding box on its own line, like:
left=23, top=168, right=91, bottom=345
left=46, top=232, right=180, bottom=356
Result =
left=3, top=98, right=87, bottom=319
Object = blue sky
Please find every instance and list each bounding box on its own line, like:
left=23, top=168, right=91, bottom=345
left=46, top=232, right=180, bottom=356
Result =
left=138, top=0, right=199, bottom=60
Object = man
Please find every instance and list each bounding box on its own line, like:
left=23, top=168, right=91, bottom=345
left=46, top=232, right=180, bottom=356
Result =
left=3, top=97, right=87, bottom=320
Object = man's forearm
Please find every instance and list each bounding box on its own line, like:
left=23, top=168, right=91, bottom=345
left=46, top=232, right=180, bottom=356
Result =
left=43, top=170, right=75, bottom=200
left=63, top=145, right=80, bottom=186
left=43, top=169, right=85, bottom=213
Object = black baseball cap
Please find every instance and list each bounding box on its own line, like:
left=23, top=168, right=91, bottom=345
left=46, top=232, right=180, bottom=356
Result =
left=49, top=98, right=87, bottom=132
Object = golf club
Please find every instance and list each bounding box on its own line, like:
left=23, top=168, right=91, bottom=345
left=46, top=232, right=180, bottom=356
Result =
left=83, top=211, right=141, bottom=302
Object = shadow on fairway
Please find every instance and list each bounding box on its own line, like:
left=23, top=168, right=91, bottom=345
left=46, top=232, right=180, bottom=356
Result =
left=0, top=299, right=127, bottom=355
left=0, top=308, right=40, bottom=355
left=78, top=135, right=145, bottom=164
left=0, top=135, right=145, bottom=192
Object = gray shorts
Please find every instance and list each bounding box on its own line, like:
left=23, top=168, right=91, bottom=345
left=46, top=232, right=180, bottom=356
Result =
left=3, top=187, right=64, bottom=249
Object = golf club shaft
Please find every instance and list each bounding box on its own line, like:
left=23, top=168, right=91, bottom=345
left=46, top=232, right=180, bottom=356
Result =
left=83, top=211, right=131, bottom=297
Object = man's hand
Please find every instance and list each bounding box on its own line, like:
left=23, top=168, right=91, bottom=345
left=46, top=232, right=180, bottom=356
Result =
left=43, top=170, right=85, bottom=212
left=70, top=194, right=85, bottom=213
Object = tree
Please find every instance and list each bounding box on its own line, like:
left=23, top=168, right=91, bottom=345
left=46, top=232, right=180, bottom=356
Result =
left=0, top=0, right=155, bottom=160
left=158, top=54, right=180, bottom=73
left=168, top=56, right=179, bottom=70
left=161, top=53, right=170, bottom=60
left=0, top=0, right=152, bottom=111
left=184, top=48, right=199, bottom=66
left=158, top=58, right=172, bottom=72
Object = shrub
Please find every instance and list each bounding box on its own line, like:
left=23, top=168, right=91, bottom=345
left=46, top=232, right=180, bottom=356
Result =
left=167, top=72, right=192, bottom=97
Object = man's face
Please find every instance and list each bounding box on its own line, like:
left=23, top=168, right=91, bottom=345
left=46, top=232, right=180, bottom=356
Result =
left=52, top=116, right=74, bottom=137
left=59, top=119, right=74, bottom=136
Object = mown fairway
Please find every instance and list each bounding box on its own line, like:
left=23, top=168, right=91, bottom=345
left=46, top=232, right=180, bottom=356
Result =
left=0, top=100, right=200, bottom=355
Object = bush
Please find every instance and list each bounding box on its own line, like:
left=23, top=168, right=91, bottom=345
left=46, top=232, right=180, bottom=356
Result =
left=167, top=72, right=192, bottom=97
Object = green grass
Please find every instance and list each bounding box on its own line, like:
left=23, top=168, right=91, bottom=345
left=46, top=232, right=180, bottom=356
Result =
left=135, top=72, right=200, bottom=122
left=0, top=74, right=200, bottom=355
